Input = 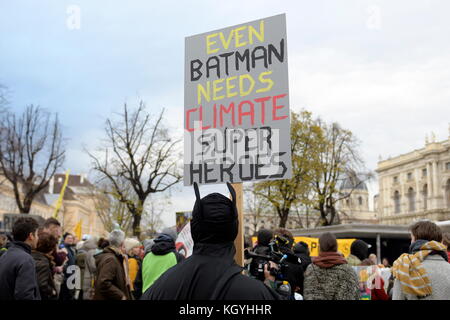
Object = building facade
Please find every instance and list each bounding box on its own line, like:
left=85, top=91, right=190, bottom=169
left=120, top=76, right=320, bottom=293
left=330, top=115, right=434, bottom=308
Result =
left=0, top=173, right=107, bottom=238
left=376, top=132, right=450, bottom=225
left=338, top=174, right=378, bottom=224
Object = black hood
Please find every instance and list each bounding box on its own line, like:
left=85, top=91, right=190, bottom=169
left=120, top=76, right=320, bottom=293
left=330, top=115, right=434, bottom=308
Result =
left=190, top=182, right=238, bottom=244
left=293, top=242, right=309, bottom=256
left=350, top=239, right=369, bottom=261
left=257, top=229, right=273, bottom=247
left=151, top=234, right=175, bottom=255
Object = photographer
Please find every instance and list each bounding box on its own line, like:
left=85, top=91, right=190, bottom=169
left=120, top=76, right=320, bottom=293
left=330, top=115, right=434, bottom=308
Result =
left=273, top=229, right=304, bottom=299
left=245, top=228, right=304, bottom=299
left=248, top=229, right=274, bottom=281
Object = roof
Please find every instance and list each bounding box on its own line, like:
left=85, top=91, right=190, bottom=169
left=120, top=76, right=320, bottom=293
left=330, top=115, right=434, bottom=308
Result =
left=292, top=223, right=410, bottom=239
left=45, top=174, right=93, bottom=200
left=340, top=174, right=368, bottom=191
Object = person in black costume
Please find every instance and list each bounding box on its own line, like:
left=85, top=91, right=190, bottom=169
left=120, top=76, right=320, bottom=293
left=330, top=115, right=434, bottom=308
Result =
left=248, top=229, right=274, bottom=281
left=141, top=182, right=280, bottom=300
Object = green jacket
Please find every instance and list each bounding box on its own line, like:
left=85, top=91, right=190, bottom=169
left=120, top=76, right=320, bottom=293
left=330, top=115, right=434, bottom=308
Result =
left=142, top=252, right=178, bottom=293
left=347, top=254, right=362, bottom=266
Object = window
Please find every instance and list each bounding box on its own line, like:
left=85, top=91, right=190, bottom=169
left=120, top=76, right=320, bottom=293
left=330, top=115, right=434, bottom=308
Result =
left=446, top=162, right=450, bottom=171
left=422, top=184, right=428, bottom=210
left=408, top=187, right=416, bottom=212
left=394, top=191, right=401, bottom=213
left=422, top=168, right=427, bottom=177
left=446, top=179, right=450, bottom=208
left=346, top=199, right=350, bottom=206
left=407, top=172, right=413, bottom=180
left=393, top=176, right=398, bottom=183
left=358, top=197, right=363, bottom=206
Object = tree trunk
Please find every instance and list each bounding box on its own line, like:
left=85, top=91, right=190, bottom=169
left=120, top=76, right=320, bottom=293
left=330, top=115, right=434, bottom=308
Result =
left=318, top=201, right=327, bottom=226
left=278, top=208, right=290, bottom=228
left=132, top=212, right=142, bottom=238
left=132, top=199, right=145, bottom=239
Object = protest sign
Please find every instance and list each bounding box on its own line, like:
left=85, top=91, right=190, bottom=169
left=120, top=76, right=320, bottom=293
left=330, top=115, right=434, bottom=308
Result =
left=184, top=14, right=292, bottom=185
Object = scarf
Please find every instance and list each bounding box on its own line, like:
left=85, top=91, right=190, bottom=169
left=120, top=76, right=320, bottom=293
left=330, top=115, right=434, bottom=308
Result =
left=392, top=240, right=447, bottom=297
left=312, top=251, right=347, bottom=268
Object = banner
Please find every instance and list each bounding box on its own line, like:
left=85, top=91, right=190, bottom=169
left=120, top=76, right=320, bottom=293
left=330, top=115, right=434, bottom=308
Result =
left=74, top=220, right=82, bottom=240
left=175, top=222, right=194, bottom=258
left=184, top=14, right=292, bottom=185
left=175, top=211, right=194, bottom=258
left=53, top=170, right=70, bottom=218
left=251, top=236, right=356, bottom=257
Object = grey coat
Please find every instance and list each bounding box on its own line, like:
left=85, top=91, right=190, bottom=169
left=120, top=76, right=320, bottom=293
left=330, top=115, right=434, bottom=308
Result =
left=392, top=255, right=450, bottom=300
left=303, top=263, right=360, bottom=300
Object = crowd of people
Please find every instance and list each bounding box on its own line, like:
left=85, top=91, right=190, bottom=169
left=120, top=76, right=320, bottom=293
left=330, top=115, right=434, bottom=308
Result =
left=1, top=182, right=450, bottom=300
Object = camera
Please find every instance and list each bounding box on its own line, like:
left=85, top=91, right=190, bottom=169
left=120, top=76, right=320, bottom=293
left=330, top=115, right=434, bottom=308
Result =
left=245, top=235, right=301, bottom=297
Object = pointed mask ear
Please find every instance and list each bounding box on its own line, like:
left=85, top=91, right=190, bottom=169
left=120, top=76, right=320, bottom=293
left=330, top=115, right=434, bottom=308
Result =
left=226, top=182, right=236, bottom=206
left=193, top=182, right=201, bottom=202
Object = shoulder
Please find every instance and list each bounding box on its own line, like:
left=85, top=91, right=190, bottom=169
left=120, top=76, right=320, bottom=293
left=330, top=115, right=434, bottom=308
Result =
left=98, top=252, right=119, bottom=265
left=226, top=274, right=279, bottom=299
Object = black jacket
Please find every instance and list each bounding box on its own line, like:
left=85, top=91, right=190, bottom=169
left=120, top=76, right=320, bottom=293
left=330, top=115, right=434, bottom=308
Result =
left=293, top=244, right=312, bottom=273
left=0, top=241, right=41, bottom=300
left=249, top=244, right=271, bottom=280
left=31, top=251, right=57, bottom=300
left=141, top=242, right=280, bottom=300
left=278, top=245, right=304, bottom=296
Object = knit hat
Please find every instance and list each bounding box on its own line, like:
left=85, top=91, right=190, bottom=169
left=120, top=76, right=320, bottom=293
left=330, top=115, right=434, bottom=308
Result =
left=143, top=239, right=155, bottom=253
left=124, top=238, right=141, bottom=255
left=160, top=227, right=177, bottom=242
left=190, top=182, right=238, bottom=244
left=350, top=239, right=369, bottom=261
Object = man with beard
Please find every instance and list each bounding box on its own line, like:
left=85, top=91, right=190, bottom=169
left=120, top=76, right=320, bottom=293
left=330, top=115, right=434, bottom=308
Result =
left=141, top=183, right=280, bottom=300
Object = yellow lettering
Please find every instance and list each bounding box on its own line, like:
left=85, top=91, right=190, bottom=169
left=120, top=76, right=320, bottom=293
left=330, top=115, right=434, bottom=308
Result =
left=197, top=82, right=210, bottom=104
left=206, top=33, right=219, bottom=54
left=249, top=20, right=265, bottom=44
left=219, top=31, right=234, bottom=50
left=213, top=79, right=225, bottom=100
left=226, top=76, right=238, bottom=98
left=239, top=74, right=255, bottom=97
left=256, top=71, right=274, bottom=93
left=234, top=26, right=247, bottom=48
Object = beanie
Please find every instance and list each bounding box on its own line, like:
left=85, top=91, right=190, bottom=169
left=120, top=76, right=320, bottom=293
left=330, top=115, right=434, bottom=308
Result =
left=350, top=239, right=369, bottom=261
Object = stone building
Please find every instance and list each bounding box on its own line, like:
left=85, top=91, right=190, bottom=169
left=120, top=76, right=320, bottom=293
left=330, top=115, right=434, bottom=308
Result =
left=376, top=131, right=450, bottom=225
left=0, top=173, right=107, bottom=237
left=45, top=173, right=107, bottom=238
left=337, top=174, right=378, bottom=224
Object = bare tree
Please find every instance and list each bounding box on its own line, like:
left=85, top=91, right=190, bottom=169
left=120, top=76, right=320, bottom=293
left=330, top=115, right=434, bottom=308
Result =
left=141, top=194, right=167, bottom=236
left=0, top=105, right=65, bottom=213
left=244, top=183, right=274, bottom=236
left=311, top=120, right=371, bottom=226
left=88, top=179, right=135, bottom=235
left=88, top=101, right=182, bottom=238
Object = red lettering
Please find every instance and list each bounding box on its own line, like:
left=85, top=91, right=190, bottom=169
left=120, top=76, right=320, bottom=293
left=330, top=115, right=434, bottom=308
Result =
left=254, top=96, right=271, bottom=125
left=198, top=106, right=211, bottom=130
left=185, top=107, right=197, bottom=132
left=272, top=94, right=288, bottom=121
left=220, top=102, right=235, bottom=127
left=238, top=100, right=255, bottom=126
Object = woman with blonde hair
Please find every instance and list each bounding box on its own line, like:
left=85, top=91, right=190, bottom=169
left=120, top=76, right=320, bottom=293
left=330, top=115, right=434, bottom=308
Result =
left=124, top=238, right=142, bottom=299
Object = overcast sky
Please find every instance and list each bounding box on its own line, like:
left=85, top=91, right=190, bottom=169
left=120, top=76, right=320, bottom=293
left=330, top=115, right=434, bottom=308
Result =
left=1, top=1, right=449, bottom=229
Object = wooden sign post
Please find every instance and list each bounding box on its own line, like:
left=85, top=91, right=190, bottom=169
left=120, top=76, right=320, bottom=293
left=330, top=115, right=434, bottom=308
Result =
left=232, top=183, right=244, bottom=267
